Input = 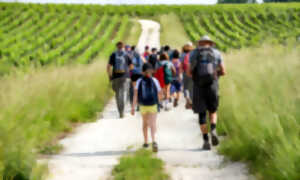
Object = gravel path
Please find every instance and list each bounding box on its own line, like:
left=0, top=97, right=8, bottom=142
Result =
left=46, top=20, right=252, bottom=180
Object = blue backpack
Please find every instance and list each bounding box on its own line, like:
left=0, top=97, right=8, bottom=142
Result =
left=132, top=52, right=143, bottom=74
left=114, top=51, right=127, bottom=73
left=138, top=77, right=158, bottom=106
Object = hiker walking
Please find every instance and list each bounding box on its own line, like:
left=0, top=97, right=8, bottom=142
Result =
left=170, top=49, right=183, bottom=107
left=129, top=45, right=144, bottom=108
left=189, top=36, right=226, bottom=150
left=143, top=45, right=150, bottom=60
left=148, top=48, right=159, bottom=69
left=131, top=63, right=162, bottom=152
left=181, top=43, right=194, bottom=109
left=107, top=41, right=133, bottom=118
left=154, top=53, right=176, bottom=111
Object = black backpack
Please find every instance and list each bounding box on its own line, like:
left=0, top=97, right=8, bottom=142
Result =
left=148, top=54, right=158, bottom=68
left=138, top=77, right=158, bottom=106
left=192, top=48, right=216, bottom=87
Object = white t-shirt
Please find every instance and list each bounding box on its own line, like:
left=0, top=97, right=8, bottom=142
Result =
left=135, top=77, right=161, bottom=92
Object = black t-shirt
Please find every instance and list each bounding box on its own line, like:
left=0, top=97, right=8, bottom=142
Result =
left=109, top=50, right=132, bottom=80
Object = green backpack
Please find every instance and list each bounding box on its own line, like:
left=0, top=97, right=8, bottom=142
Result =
left=164, top=63, right=173, bottom=84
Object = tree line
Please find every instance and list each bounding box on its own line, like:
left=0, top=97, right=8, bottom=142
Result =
left=218, top=0, right=300, bottom=3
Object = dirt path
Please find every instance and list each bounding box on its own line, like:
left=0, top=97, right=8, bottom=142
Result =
left=46, top=20, right=252, bottom=180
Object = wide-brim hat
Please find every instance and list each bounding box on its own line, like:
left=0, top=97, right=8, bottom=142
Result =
left=198, top=35, right=216, bottom=45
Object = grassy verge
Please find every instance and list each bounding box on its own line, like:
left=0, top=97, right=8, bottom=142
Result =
left=112, top=149, right=169, bottom=180
left=125, top=18, right=142, bottom=46
left=0, top=62, right=112, bottom=179
left=218, top=43, right=300, bottom=180
left=158, top=13, right=191, bottom=49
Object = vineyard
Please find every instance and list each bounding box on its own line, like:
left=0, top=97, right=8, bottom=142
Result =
left=180, top=6, right=300, bottom=51
left=0, top=3, right=300, bottom=69
left=0, top=3, right=129, bottom=68
left=0, top=2, right=300, bottom=180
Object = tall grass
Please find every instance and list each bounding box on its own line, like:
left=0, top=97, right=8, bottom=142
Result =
left=218, top=43, right=300, bottom=180
left=0, top=62, right=111, bottom=179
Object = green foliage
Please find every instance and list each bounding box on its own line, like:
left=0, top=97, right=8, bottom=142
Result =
left=112, top=149, right=169, bottom=180
left=0, top=62, right=112, bottom=179
left=180, top=4, right=300, bottom=51
left=218, top=0, right=254, bottom=3
left=264, top=0, right=300, bottom=2
left=217, top=44, right=300, bottom=180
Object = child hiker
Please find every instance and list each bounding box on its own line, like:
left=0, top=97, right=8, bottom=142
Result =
left=131, top=63, right=162, bottom=152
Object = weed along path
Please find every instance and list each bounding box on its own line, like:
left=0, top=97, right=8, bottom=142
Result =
left=46, top=20, right=251, bottom=180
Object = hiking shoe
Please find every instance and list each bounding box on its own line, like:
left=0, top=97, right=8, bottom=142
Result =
left=152, top=142, right=158, bottom=153
left=202, top=140, right=211, bottom=150
left=173, top=99, right=178, bottom=107
left=211, top=133, right=219, bottom=146
left=120, top=113, right=124, bottom=119
left=185, top=102, right=193, bottom=109
left=143, top=143, right=149, bottom=148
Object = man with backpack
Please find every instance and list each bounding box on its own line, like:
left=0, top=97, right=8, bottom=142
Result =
left=189, top=36, right=226, bottom=150
left=129, top=45, right=144, bottom=108
left=131, top=63, right=162, bottom=152
left=107, top=41, right=133, bottom=118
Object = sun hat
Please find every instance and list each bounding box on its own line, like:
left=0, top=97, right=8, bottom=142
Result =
left=198, top=35, right=216, bottom=45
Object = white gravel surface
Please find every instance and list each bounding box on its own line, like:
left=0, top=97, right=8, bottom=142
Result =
left=46, top=20, right=252, bottom=180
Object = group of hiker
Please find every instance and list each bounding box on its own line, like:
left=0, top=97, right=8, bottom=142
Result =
left=106, top=35, right=226, bottom=152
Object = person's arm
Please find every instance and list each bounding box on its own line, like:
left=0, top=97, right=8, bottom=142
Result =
left=127, top=55, right=134, bottom=71
left=218, top=62, right=226, bottom=76
left=170, top=63, right=176, bottom=76
left=217, top=51, right=226, bottom=77
left=107, top=54, right=114, bottom=80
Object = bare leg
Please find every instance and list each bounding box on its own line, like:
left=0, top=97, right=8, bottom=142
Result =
left=142, top=114, right=149, bottom=144
left=209, top=112, right=219, bottom=146
left=209, top=112, right=217, bottom=124
left=200, top=124, right=208, bottom=134
left=148, top=113, right=157, bottom=143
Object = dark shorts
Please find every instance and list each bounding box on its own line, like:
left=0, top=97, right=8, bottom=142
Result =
left=192, top=81, right=219, bottom=113
left=171, top=80, right=182, bottom=93
left=131, top=73, right=143, bottom=82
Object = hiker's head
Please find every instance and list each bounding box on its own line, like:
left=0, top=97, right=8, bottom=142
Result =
left=183, top=42, right=193, bottom=53
left=198, top=35, right=215, bottom=47
left=151, top=48, right=157, bottom=53
left=145, top=45, right=149, bottom=51
left=142, top=63, right=154, bottom=77
left=164, top=45, right=170, bottom=52
left=172, top=49, right=180, bottom=59
left=125, top=45, right=131, bottom=52
left=131, top=45, right=136, bottom=51
left=116, top=41, right=124, bottom=50
left=159, top=52, right=169, bottom=61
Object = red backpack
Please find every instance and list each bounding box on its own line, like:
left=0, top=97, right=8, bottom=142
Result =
left=154, top=66, right=165, bottom=88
